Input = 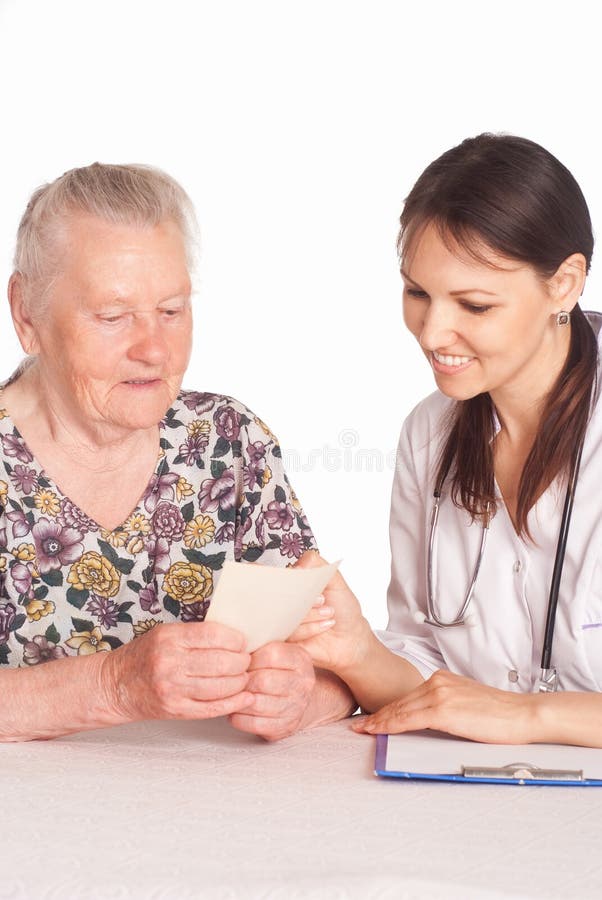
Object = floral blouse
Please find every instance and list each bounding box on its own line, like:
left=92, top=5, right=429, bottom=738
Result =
left=0, top=389, right=316, bottom=666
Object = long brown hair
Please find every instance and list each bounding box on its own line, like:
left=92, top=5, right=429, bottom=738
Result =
left=398, top=134, right=597, bottom=538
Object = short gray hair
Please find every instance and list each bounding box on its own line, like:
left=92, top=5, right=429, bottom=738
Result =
left=14, top=162, right=199, bottom=305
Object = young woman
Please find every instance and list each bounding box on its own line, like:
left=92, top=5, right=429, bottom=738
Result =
left=293, top=133, right=602, bottom=748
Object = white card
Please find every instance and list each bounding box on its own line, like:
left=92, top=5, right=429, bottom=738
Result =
left=204, top=559, right=340, bottom=652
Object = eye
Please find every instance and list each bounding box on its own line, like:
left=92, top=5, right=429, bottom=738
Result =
left=461, top=302, right=492, bottom=315
left=98, top=315, right=123, bottom=324
left=404, top=288, right=429, bottom=299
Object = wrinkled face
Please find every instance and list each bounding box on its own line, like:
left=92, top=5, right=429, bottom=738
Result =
left=32, top=214, right=193, bottom=434
left=401, top=223, right=564, bottom=404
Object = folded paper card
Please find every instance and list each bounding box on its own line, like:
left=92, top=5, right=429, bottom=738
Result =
left=205, top=559, right=340, bottom=652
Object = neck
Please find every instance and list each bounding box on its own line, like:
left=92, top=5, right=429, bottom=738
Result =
left=8, top=362, right=159, bottom=473
left=490, top=324, right=571, bottom=446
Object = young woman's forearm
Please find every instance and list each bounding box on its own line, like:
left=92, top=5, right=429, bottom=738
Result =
left=529, top=691, right=602, bottom=748
left=335, top=633, right=424, bottom=713
left=0, top=654, right=123, bottom=742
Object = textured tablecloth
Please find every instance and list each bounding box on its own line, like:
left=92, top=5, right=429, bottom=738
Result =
left=1, top=716, right=601, bottom=900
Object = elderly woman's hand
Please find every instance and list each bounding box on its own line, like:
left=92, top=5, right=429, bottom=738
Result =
left=101, top=621, right=254, bottom=722
left=228, top=641, right=316, bottom=741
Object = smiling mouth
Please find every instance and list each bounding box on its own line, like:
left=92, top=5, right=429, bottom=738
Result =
left=432, top=351, right=474, bottom=367
left=123, top=379, right=162, bottom=385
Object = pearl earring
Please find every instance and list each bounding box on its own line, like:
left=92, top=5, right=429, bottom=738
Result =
left=556, top=311, right=570, bottom=326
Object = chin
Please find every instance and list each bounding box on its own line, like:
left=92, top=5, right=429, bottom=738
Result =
left=434, top=379, right=483, bottom=403
left=110, top=396, right=174, bottom=430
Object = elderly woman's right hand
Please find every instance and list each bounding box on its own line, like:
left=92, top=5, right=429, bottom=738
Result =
left=101, top=621, right=254, bottom=722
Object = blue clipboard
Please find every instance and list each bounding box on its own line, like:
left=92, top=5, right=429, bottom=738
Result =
left=375, top=733, right=602, bottom=786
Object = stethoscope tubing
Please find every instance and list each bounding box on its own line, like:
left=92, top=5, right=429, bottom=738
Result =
left=540, top=440, right=584, bottom=671
left=426, top=489, right=489, bottom=627
left=425, top=436, right=585, bottom=686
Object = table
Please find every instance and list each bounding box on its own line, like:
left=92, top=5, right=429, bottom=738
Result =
left=2, top=717, right=601, bottom=899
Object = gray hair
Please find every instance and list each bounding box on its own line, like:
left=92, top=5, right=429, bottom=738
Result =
left=14, top=162, right=199, bottom=311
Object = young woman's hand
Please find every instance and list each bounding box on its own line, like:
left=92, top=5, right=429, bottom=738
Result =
left=287, top=551, right=374, bottom=676
left=352, top=670, right=538, bottom=744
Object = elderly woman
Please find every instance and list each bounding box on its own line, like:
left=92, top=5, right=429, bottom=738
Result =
left=0, top=163, right=354, bottom=741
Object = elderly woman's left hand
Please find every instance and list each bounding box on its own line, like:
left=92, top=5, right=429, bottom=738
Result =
left=352, top=670, right=538, bottom=745
left=229, top=642, right=315, bottom=741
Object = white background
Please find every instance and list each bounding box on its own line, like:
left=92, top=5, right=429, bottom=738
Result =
left=0, top=0, right=600, bottom=627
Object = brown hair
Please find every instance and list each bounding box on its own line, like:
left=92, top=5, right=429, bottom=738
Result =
left=398, top=133, right=597, bottom=537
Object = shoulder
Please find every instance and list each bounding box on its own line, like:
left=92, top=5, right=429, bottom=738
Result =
left=169, top=391, right=277, bottom=437
left=400, top=390, right=456, bottom=453
left=392, top=390, right=456, bottom=489
left=165, top=390, right=283, bottom=469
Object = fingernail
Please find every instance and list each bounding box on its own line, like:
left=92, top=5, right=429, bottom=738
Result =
left=319, top=618, right=335, bottom=630
left=315, top=593, right=325, bottom=606
left=318, top=605, right=334, bottom=617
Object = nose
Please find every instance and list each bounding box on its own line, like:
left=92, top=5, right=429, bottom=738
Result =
left=127, top=314, right=169, bottom=366
left=418, top=300, right=458, bottom=352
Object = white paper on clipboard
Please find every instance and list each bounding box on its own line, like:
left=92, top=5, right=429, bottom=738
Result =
left=205, top=559, right=340, bottom=652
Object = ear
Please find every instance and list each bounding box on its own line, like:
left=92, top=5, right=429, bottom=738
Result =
left=8, top=273, right=41, bottom=356
left=547, top=252, right=587, bottom=315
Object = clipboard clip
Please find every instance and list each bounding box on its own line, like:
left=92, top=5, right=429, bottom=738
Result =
left=461, top=761, right=584, bottom=782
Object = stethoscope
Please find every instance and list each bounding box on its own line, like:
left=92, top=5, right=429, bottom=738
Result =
left=419, top=437, right=586, bottom=694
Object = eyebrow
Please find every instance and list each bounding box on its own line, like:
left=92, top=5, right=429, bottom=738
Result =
left=100, top=290, right=191, bottom=307
left=400, top=269, right=499, bottom=298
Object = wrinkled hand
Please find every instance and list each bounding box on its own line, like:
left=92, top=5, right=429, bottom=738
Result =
left=102, top=621, right=253, bottom=722
left=229, top=641, right=316, bottom=741
left=353, top=670, right=537, bottom=744
left=287, top=551, right=372, bottom=675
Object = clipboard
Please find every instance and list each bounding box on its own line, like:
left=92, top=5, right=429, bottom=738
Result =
left=375, top=732, right=602, bottom=786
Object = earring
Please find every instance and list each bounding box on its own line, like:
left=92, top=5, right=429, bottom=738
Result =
left=556, top=311, right=570, bottom=326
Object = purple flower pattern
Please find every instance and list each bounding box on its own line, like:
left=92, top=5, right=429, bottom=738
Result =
left=6, top=509, right=31, bottom=538
left=32, top=519, right=84, bottom=572
left=214, top=522, right=235, bottom=545
left=151, top=502, right=186, bottom=542
left=1, top=433, right=33, bottom=463
left=10, top=465, right=38, bottom=494
left=58, top=499, right=99, bottom=534
left=22, top=635, right=68, bottom=666
left=265, top=501, right=295, bottom=532
left=178, top=433, right=209, bottom=465
left=11, top=562, right=34, bottom=598
left=214, top=407, right=241, bottom=442
left=139, top=584, right=161, bottom=614
left=199, top=470, right=237, bottom=513
left=0, top=390, right=315, bottom=666
left=86, top=595, right=119, bottom=629
left=0, top=602, right=16, bottom=643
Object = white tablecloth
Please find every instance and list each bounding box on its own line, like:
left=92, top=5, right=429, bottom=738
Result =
left=1, top=717, right=601, bottom=900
